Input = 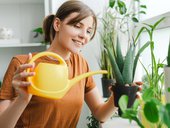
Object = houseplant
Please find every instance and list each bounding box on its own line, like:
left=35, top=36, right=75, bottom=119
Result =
left=164, top=41, right=170, bottom=103
left=32, top=27, right=48, bottom=45
left=99, top=0, right=146, bottom=98
left=105, top=29, right=150, bottom=115
left=118, top=17, right=167, bottom=128
left=99, top=7, right=116, bottom=98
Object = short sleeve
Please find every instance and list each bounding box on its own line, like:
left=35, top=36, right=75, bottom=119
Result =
left=84, top=60, right=96, bottom=93
left=0, top=57, right=20, bottom=100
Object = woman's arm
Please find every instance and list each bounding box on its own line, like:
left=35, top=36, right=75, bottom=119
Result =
left=85, top=86, right=116, bottom=122
left=0, top=53, right=34, bottom=127
left=0, top=98, right=30, bottom=128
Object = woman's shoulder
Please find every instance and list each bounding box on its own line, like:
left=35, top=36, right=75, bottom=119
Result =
left=13, top=52, right=37, bottom=64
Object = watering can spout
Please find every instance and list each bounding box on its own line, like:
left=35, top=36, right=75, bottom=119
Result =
left=69, top=70, right=108, bottom=86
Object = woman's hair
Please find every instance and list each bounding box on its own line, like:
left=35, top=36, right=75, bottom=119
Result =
left=43, top=0, right=97, bottom=43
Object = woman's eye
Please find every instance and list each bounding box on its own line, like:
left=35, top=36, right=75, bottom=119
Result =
left=87, top=30, right=92, bottom=35
left=74, top=24, right=81, bottom=28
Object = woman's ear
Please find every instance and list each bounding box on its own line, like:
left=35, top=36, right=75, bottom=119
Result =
left=53, top=18, right=61, bottom=32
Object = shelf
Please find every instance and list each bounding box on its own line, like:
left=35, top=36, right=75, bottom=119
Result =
left=0, top=43, right=46, bottom=48
left=0, top=0, right=43, bottom=4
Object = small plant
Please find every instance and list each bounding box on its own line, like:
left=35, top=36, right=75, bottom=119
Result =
left=86, top=114, right=99, bottom=128
left=33, top=27, right=48, bottom=45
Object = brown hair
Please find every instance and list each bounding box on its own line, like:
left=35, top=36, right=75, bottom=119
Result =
left=43, top=0, right=97, bottom=43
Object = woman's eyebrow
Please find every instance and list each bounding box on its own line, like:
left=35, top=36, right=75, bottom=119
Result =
left=79, top=22, right=93, bottom=29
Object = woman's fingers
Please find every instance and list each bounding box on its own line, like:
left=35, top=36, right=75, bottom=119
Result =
left=13, top=71, right=35, bottom=80
left=12, top=80, right=32, bottom=91
left=14, top=64, right=34, bottom=75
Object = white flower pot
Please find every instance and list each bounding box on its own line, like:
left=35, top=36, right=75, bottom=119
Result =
left=164, top=66, right=170, bottom=103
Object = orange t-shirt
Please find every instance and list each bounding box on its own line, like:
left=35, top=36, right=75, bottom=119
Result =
left=0, top=53, right=96, bottom=128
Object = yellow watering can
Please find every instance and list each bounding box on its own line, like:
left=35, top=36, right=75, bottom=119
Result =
left=27, top=52, right=107, bottom=99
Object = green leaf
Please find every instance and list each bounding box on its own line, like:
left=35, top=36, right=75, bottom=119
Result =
left=132, top=99, right=140, bottom=110
left=132, top=17, right=139, bottom=22
left=153, top=17, right=165, bottom=30
left=106, top=47, right=125, bottom=85
left=144, top=100, right=159, bottom=123
left=33, top=27, right=43, bottom=34
left=139, top=11, right=146, bottom=14
left=119, top=95, right=128, bottom=113
left=117, top=0, right=127, bottom=15
left=133, top=41, right=150, bottom=80
left=134, top=27, right=146, bottom=44
left=168, top=88, right=170, bottom=92
left=160, top=104, right=170, bottom=127
left=122, top=44, right=134, bottom=84
left=167, top=42, right=170, bottom=66
left=116, top=37, right=124, bottom=73
left=140, top=5, right=147, bottom=8
left=142, top=87, right=154, bottom=102
left=109, top=0, right=116, bottom=8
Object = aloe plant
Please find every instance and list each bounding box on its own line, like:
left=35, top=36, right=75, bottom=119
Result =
left=105, top=29, right=150, bottom=86
left=167, top=42, right=170, bottom=67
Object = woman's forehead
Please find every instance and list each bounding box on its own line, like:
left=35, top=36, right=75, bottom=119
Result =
left=63, top=12, right=94, bottom=27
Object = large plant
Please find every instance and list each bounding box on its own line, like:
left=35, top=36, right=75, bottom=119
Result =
left=118, top=18, right=167, bottom=128
left=99, top=8, right=116, bottom=79
left=106, top=29, right=150, bottom=86
left=99, top=0, right=146, bottom=79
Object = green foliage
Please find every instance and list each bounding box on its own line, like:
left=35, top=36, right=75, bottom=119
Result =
left=144, top=100, right=159, bottom=123
left=167, top=42, right=170, bottom=67
left=140, top=17, right=165, bottom=101
left=99, top=8, right=116, bottom=79
left=32, top=27, right=49, bottom=45
left=119, top=95, right=144, bottom=128
left=86, top=114, right=99, bottom=128
left=106, top=34, right=150, bottom=86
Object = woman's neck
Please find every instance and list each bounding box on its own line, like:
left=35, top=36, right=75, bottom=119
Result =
left=46, top=40, right=71, bottom=61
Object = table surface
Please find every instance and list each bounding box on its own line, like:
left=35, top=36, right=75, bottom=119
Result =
left=101, top=116, right=139, bottom=128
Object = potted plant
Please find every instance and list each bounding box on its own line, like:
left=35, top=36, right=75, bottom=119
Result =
left=32, top=27, right=49, bottom=45
left=99, top=8, right=116, bottom=98
left=164, top=42, right=170, bottom=103
left=118, top=18, right=167, bottom=128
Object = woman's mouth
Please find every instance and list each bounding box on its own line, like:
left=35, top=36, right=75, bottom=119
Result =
left=72, top=39, right=83, bottom=47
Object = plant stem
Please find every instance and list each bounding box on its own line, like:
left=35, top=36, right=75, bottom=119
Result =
left=133, top=117, right=144, bottom=128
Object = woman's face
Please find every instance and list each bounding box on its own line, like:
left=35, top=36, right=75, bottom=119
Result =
left=56, top=13, right=94, bottom=54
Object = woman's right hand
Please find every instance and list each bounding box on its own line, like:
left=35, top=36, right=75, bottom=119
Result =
left=12, top=53, right=35, bottom=102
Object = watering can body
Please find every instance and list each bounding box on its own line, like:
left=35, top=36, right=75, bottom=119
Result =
left=27, top=52, right=107, bottom=99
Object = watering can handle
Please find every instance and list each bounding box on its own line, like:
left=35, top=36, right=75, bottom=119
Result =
left=28, top=51, right=67, bottom=65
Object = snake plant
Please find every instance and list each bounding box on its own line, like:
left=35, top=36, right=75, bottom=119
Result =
left=167, top=42, right=170, bottom=67
left=105, top=28, right=150, bottom=86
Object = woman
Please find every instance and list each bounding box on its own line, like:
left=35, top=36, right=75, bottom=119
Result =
left=0, top=1, right=116, bottom=127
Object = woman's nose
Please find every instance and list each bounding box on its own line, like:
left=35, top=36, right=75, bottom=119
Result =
left=78, top=29, right=87, bottom=39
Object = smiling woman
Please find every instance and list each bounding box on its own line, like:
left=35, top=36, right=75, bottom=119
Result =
left=0, top=1, right=116, bottom=128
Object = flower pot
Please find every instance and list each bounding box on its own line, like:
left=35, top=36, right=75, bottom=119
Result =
left=112, top=84, right=138, bottom=115
left=164, top=66, right=170, bottom=103
left=101, top=78, right=115, bottom=98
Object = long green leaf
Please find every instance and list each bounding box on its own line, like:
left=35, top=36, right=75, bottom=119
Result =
left=152, top=17, right=165, bottom=30
left=106, top=47, right=124, bottom=85
left=116, top=37, right=124, bottom=73
left=122, top=44, right=134, bottom=84
left=133, top=41, right=150, bottom=80
left=167, top=42, right=170, bottom=66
